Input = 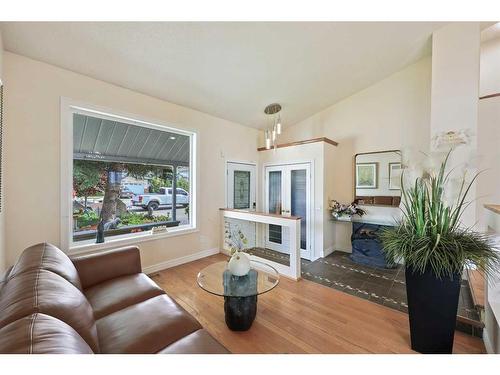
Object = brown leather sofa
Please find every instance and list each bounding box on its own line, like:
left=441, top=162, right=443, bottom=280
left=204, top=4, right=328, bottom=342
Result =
left=0, top=243, right=229, bottom=354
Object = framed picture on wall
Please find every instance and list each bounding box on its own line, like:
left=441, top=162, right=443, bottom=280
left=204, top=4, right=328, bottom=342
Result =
left=389, top=162, right=402, bottom=190
left=356, top=163, right=378, bottom=189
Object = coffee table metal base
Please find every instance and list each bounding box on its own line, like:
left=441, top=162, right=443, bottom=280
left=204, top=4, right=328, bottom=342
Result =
left=224, top=295, right=257, bottom=331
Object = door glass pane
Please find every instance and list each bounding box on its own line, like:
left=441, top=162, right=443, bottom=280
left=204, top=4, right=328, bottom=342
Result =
left=268, top=170, right=282, bottom=244
left=291, top=169, right=307, bottom=249
left=233, top=170, right=250, bottom=209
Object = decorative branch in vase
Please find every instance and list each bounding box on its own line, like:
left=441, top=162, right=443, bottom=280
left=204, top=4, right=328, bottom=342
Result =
left=224, top=224, right=251, bottom=276
left=328, top=200, right=366, bottom=221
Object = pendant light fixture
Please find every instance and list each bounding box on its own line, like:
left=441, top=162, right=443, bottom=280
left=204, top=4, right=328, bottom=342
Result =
left=264, top=103, right=282, bottom=150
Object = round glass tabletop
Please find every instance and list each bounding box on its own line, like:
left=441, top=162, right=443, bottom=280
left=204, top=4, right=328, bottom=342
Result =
left=196, top=260, right=280, bottom=298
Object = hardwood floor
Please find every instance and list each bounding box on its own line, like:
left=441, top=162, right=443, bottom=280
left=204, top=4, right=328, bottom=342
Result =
left=150, top=254, right=485, bottom=354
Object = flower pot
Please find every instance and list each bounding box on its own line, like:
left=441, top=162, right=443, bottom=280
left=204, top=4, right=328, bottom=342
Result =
left=405, top=265, right=461, bottom=354
left=228, top=252, right=251, bottom=276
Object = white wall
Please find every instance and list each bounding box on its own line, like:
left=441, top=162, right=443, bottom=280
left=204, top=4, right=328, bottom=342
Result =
left=0, top=49, right=434, bottom=266
left=430, top=23, right=480, bottom=228
left=3, top=52, right=259, bottom=269
left=0, top=30, right=5, bottom=274
left=323, top=143, right=338, bottom=254
left=430, top=23, right=480, bottom=135
left=479, top=34, right=500, bottom=354
left=278, top=57, right=432, bottom=252
left=477, top=98, right=500, bottom=229
left=480, top=36, right=500, bottom=97
left=477, top=35, right=500, bottom=229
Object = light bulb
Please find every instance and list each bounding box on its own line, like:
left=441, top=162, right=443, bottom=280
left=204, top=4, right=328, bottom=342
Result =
left=276, top=121, right=282, bottom=135
left=265, top=130, right=271, bottom=149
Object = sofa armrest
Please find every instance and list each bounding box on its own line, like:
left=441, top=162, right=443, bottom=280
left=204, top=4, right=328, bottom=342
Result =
left=1, top=266, right=14, bottom=292
left=71, top=246, right=142, bottom=289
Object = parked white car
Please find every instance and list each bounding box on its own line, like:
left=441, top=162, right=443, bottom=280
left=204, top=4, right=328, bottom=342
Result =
left=132, top=187, right=189, bottom=211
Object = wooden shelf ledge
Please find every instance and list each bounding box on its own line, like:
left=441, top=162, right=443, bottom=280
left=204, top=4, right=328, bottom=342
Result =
left=220, top=208, right=301, bottom=221
left=466, top=268, right=485, bottom=310
left=479, top=92, right=500, bottom=100
left=484, top=204, right=500, bottom=215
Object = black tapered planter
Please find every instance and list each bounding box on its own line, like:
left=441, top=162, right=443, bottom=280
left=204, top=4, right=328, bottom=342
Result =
left=405, top=266, right=461, bottom=354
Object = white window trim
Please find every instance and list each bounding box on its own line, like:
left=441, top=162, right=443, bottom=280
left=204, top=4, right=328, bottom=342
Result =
left=60, top=97, right=198, bottom=254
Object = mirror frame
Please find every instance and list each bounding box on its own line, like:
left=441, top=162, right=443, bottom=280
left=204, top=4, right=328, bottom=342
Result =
left=353, top=149, right=402, bottom=207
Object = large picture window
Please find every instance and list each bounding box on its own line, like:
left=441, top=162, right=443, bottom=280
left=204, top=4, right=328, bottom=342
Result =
left=66, top=106, right=195, bottom=249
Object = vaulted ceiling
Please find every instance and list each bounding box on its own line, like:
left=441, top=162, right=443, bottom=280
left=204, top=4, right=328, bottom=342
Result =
left=0, top=22, right=445, bottom=128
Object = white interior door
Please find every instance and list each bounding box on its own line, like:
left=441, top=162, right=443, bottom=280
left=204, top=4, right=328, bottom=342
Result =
left=264, top=165, right=286, bottom=253
left=226, top=162, right=256, bottom=210
left=265, top=163, right=312, bottom=260
left=289, top=163, right=311, bottom=259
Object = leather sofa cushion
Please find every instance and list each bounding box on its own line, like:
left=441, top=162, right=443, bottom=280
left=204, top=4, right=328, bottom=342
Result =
left=157, top=329, right=229, bottom=354
left=0, top=313, right=93, bottom=354
left=96, top=294, right=201, bottom=353
left=8, top=243, right=82, bottom=290
left=85, top=273, right=165, bottom=319
left=0, top=269, right=99, bottom=353
left=72, top=246, right=142, bottom=289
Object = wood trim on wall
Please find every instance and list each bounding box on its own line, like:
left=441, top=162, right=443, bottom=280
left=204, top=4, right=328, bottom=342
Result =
left=479, top=93, right=500, bottom=100
left=484, top=204, right=500, bottom=215
left=257, top=137, right=338, bottom=152
left=219, top=207, right=301, bottom=221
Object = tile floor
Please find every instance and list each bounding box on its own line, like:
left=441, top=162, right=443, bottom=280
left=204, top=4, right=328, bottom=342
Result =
left=246, top=247, right=483, bottom=337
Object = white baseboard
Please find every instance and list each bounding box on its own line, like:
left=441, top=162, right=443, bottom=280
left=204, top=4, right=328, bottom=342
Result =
left=322, top=246, right=334, bottom=258
left=143, top=247, right=220, bottom=274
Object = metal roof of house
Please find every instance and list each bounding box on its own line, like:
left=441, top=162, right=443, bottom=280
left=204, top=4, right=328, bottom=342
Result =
left=73, top=113, right=190, bottom=166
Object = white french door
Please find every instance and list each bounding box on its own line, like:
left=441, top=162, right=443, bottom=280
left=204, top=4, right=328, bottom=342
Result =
left=264, top=163, right=312, bottom=260
left=226, top=162, right=256, bottom=210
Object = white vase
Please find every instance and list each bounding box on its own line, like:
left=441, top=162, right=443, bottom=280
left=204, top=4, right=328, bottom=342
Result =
left=228, top=252, right=251, bottom=276
left=337, top=215, right=352, bottom=222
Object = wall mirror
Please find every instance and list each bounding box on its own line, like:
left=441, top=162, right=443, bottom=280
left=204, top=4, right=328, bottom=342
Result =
left=354, top=150, right=402, bottom=207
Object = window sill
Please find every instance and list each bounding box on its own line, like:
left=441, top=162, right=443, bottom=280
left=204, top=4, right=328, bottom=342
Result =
left=67, top=225, right=199, bottom=256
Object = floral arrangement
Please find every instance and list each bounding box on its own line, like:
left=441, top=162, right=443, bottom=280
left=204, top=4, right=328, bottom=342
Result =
left=224, top=223, right=248, bottom=256
left=431, top=129, right=472, bottom=150
left=328, top=200, right=366, bottom=219
left=380, top=148, right=500, bottom=278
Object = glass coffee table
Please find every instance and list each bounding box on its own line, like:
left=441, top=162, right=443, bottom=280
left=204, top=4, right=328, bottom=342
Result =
left=197, top=260, right=279, bottom=331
